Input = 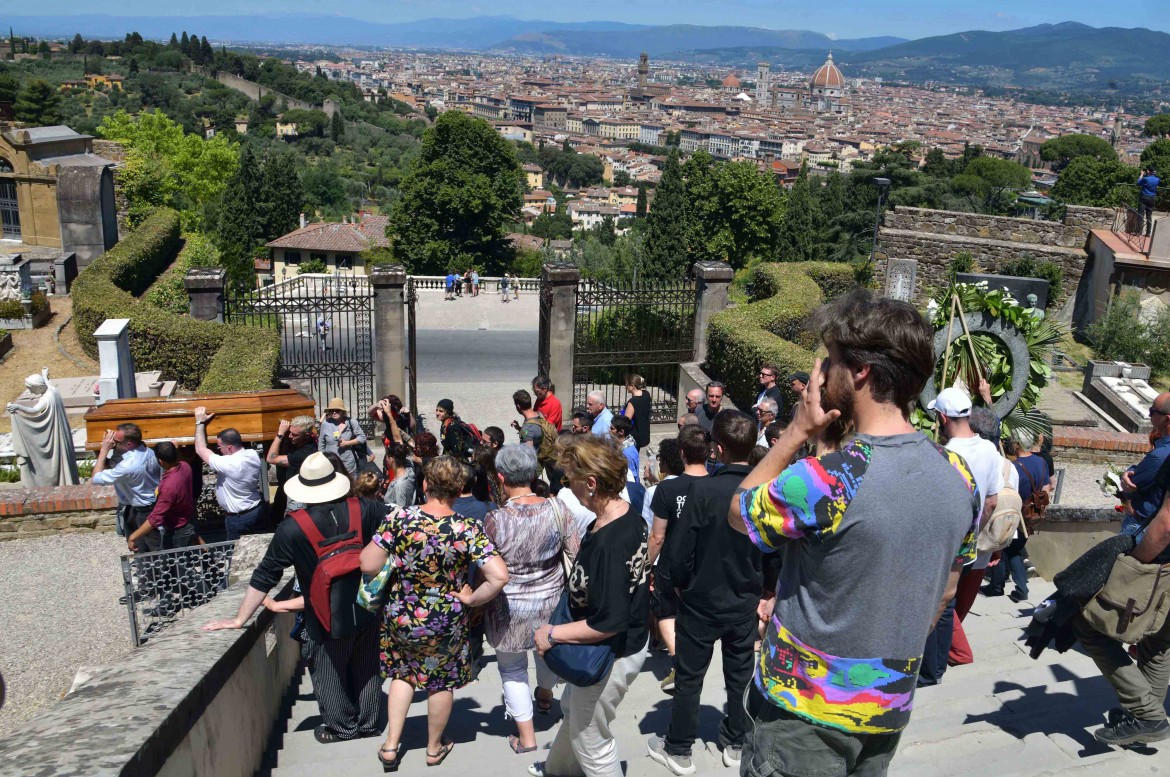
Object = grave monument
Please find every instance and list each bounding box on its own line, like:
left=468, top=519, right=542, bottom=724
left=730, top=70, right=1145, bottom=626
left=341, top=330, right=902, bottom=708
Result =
left=6, top=369, right=80, bottom=487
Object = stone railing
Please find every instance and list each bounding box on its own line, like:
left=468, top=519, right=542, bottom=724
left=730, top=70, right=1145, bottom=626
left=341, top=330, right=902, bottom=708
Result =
left=410, top=275, right=540, bottom=292
left=0, top=483, right=118, bottom=540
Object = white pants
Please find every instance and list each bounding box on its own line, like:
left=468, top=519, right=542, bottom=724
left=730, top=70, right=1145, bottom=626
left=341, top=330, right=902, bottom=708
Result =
left=496, top=649, right=557, bottom=723
left=544, top=645, right=648, bottom=777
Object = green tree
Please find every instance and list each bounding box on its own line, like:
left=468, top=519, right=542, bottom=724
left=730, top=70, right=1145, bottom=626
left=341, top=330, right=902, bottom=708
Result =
left=0, top=73, right=17, bottom=104
left=180, top=31, right=190, bottom=55
left=1143, top=114, right=1170, bottom=138
left=69, top=33, right=84, bottom=54
left=14, top=80, right=61, bottom=125
left=613, top=170, right=632, bottom=187
left=635, top=187, right=647, bottom=219
left=1050, top=156, right=1138, bottom=207
left=641, top=149, right=690, bottom=280
left=950, top=156, right=1032, bottom=214
left=168, top=32, right=179, bottom=49
left=389, top=111, right=524, bottom=275
left=685, top=152, right=784, bottom=268
left=922, top=147, right=954, bottom=178
left=217, top=144, right=265, bottom=292
left=301, top=161, right=348, bottom=215
left=424, top=104, right=438, bottom=121
left=37, top=41, right=50, bottom=59
left=261, top=151, right=304, bottom=240
left=200, top=37, right=213, bottom=65
left=1040, top=134, right=1117, bottom=171
left=330, top=110, right=345, bottom=143
left=776, top=161, right=819, bottom=262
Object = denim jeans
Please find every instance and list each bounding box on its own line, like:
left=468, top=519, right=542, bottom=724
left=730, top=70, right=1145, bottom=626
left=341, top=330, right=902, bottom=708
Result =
left=918, top=599, right=955, bottom=686
left=224, top=503, right=266, bottom=540
left=742, top=685, right=901, bottom=777
left=988, top=535, right=1028, bottom=597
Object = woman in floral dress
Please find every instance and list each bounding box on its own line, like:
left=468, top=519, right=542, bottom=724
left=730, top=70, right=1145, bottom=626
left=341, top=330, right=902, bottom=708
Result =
left=360, top=455, right=509, bottom=770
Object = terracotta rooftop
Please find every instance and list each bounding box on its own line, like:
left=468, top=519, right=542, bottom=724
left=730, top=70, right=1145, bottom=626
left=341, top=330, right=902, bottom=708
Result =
left=266, top=214, right=389, bottom=252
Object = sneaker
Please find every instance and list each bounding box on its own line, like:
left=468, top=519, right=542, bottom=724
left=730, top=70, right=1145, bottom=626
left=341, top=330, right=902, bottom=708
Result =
left=647, top=736, right=696, bottom=776
left=527, top=763, right=546, bottom=777
left=1093, top=712, right=1170, bottom=746
left=721, top=745, right=741, bottom=768
left=660, top=669, right=676, bottom=693
left=981, top=586, right=1004, bottom=597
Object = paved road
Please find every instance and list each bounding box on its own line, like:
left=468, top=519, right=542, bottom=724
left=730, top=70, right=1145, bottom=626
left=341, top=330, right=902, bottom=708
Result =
left=415, top=329, right=538, bottom=383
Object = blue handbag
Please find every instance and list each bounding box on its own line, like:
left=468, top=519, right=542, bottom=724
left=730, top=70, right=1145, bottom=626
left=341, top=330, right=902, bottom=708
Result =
left=542, top=591, right=615, bottom=687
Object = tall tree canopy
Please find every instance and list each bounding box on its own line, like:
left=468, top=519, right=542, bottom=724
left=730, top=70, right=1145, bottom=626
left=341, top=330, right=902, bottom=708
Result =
left=640, top=149, right=690, bottom=280
left=1040, top=134, right=1117, bottom=171
left=388, top=111, right=524, bottom=275
left=683, top=151, right=784, bottom=268
left=13, top=79, right=60, bottom=125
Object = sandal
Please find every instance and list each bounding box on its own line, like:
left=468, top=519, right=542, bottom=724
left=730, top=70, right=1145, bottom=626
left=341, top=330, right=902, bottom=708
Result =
left=314, top=725, right=349, bottom=744
left=509, top=735, right=538, bottom=754
left=378, top=743, right=400, bottom=773
left=534, top=689, right=553, bottom=715
left=426, top=738, right=455, bottom=767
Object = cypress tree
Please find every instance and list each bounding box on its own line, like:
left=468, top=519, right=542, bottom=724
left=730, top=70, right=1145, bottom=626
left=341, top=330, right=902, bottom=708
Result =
left=330, top=110, right=345, bottom=143
left=776, top=160, right=818, bottom=262
left=180, top=31, right=190, bottom=55
left=641, top=149, right=690, bottom=280
left=168, top=32, right=179, bottom=49
left=200, top=37, right=213, bottom=65
left=636, top=186, right=647, bottom=219
left=261, top=152, right=305, bottom=240
left=217, top=145, right=265, bottom=292
left=14, top=80, right=61, bottom=126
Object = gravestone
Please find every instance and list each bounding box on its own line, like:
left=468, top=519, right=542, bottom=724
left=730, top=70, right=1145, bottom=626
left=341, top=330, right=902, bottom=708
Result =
left=0, top=254, right=32, bottom=302
left=956, top=273, right=1049, bottom=310
left=884, top=258, right=917, bottom=302
left=94, top=319, right=137, bottom=404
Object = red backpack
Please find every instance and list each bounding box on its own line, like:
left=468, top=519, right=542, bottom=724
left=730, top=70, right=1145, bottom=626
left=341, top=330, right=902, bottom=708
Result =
left=289, top=498, right=365, bottom=638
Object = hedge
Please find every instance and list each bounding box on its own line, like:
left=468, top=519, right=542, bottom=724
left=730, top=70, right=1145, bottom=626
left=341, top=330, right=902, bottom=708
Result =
left=706, top=262, right=859, bottom=410
left=72, top=207, right=280, bottom=392
left=144, top=233, right=220, bottom=315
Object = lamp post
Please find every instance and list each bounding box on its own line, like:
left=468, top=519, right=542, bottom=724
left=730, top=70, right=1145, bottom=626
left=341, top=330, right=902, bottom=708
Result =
left=870, top=177, right=891, bottom=263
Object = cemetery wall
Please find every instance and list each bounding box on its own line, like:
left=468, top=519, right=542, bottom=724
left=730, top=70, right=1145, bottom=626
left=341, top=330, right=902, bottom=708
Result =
left=0, top=484, right=118, bottom=540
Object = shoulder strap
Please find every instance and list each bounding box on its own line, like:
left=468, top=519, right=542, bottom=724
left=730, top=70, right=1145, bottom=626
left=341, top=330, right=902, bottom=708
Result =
left=1018, top=460, right=1040, bottom=493
left=289, top=508, right=328, bottom=550
left=346, top=497, right=362, bottom=537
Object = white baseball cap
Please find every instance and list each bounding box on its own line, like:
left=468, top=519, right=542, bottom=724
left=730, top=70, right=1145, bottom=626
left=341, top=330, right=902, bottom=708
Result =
left=928, top=387, right=972, bottom=418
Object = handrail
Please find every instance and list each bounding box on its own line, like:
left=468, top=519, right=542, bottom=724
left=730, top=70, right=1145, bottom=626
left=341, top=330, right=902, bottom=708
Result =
left=409, top=275, right=540, bottom=292
left=1110, top=207, right=1151, bottom=256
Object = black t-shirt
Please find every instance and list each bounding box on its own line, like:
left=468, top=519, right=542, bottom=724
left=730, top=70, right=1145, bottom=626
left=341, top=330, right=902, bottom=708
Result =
left=649, top=473, right=706, bottom=530
left=626, top=393, right=653, bottom=449
left=277, top=439, right=316, bottom=485
left=568, top=505, right=650, bottom=658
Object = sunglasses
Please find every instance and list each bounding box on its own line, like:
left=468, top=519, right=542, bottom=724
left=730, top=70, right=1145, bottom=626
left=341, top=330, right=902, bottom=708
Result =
left=1151, top=407, right=1167, bottom=418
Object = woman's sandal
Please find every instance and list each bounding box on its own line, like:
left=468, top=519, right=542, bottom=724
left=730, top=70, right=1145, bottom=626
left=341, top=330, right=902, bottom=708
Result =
left=378, top=743, right=400, bottom=773
left=426, top=739, right=455, bottom=767
left=534, top=689, right=553, bottom=715
left=509, top=735, right=538, bottom=754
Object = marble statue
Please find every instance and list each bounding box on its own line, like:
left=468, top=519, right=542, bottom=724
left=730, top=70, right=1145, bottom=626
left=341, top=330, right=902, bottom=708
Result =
left=6, top=369, right=80, bottom=487
left=1024, top=293, right=1045, bottom=322
left=0, top=272, right=20, bottom=303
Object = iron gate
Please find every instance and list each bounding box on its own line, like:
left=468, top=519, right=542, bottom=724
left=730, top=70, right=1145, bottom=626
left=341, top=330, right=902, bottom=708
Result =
left=0, top=167, right=20, bottom=240
left=573, top=279, right=696, bottom=423
left=405, top=276, right=419, bottom=420
left=225, top=273, right=375, bottom=431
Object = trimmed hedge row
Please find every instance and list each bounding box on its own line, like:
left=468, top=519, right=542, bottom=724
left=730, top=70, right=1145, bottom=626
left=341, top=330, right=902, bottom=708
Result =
left=706, top=262, right=858, bottom=410
left=72, top=207, right=280, bottom=392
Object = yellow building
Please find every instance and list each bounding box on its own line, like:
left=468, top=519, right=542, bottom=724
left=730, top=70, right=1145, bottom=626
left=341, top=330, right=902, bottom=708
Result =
left=85, top=73, right=125, bottom=90
left=523, top=164, right=543, bottom=190
left=0, top=125, right=118, bottom=269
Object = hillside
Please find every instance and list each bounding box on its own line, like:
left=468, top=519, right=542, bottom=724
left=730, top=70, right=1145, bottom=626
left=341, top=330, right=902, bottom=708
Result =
left=492, top=25, right=904, bottom=58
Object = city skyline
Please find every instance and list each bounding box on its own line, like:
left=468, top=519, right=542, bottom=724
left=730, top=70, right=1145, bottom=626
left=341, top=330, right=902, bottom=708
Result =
left=12, top=0, right=1170, bottom=40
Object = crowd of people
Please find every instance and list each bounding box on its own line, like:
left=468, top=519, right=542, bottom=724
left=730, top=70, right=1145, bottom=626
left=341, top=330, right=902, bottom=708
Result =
left=443, top=269, right=522, bottom=302
left=87, top=286, right=1170, bottom=775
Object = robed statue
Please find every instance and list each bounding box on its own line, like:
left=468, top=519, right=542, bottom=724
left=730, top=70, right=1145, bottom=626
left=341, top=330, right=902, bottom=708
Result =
left=6, top=369, right=80, bottom=487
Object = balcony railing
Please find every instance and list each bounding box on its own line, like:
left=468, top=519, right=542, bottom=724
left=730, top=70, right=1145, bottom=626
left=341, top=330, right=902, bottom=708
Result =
left=1111, top=207, right=1152, bottom=256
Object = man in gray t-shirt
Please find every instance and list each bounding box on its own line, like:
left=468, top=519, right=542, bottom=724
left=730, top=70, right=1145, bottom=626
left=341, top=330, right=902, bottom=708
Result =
left=730, top=291, right=978, bottom=776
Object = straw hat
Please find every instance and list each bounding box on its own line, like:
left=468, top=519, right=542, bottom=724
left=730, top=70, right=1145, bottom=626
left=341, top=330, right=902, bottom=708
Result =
left=325, top=397, right=348, bottom=413
left=283, top=452, right=351, bottom=504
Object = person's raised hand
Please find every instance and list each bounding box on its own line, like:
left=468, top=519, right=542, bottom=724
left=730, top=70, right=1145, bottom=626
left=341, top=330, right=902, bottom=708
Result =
left=277, top=419, right=291, bottom=437
left=977, top=378, right=993, bottom=406
left=790, top=358, right=841, bottom=440
left=100, top=429, right=116, bottom=451
left=194, top=406, right=215, bottom=425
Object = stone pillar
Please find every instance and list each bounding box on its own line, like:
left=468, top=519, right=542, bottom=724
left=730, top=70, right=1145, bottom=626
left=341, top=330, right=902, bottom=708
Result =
left=370, top=264, right=408, bottom=402
left=541, top=262, right=581, bottom=403
left=183, top=267, right=227, bottom=323
left=94, top=318, right=136, bottom=404
left=691, top=260, right=734, bottom=365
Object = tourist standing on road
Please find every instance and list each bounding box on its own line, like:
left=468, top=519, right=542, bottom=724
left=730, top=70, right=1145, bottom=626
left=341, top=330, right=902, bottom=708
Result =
left=917, top=387, right=1003, bottom=687
left=649, top=411, right=762, bottom=774
left=510, top=272, right=520, bottom=300
left=127, top=441, right=195, bottom=553
left=622, top=374, right=653, bottom=453
left=533, top=375, right=564, bottom=431
left=193, top=408, right=265, bottom=540
left=984, top=428, right=1049, bottom=602
left=529, top=436, right=651, bottom=777
left=586, top=391, right=614, bottom=438
left=204, top=452, right=387, bottom=744
left=730, top=291, right=979, bottom=777
left=471, top=269, right=480, bottom=296
left=484, top=445, right=576, bottom=753
left=93, top=422, right=160, bottom=545
left=267, top=415, right=318, bottom=518
left=318, top=398, right=368, bottom=477
left=360, top=456, right=508, bottom=770
left=695, top=382, right=724, bottom=433
left=1138, top=166, right=1161, bottom=236
left=501, top=273, right=510, bottom=303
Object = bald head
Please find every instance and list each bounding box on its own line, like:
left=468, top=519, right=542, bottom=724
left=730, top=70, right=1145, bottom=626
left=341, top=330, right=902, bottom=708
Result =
left=1152, top=392, right=1170, bottom=431
left=685, top=388, right=703, bottom=413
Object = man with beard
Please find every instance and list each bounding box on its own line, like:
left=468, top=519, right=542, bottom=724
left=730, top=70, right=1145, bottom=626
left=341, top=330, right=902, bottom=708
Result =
left=729, top=290, right=979, bottom=776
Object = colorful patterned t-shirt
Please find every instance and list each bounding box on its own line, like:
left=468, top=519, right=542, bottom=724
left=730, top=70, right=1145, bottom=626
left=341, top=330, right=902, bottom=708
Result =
left=739, top=432, right=978, bottom=734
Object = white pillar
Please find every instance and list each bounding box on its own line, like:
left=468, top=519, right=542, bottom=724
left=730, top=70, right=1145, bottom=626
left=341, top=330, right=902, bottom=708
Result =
left=94, top=318, right=137, bottom=404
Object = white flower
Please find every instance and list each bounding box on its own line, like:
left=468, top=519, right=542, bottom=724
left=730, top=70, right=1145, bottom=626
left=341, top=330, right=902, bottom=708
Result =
left=926, top=299, right=940, bottom=319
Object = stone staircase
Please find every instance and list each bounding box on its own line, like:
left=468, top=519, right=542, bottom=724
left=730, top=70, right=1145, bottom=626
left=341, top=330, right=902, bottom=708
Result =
left=264, top=579, right=1168, bottom=776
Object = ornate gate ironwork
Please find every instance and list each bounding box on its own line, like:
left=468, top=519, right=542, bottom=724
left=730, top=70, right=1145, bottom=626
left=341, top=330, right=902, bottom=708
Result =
left=573, top=279, right=696, bottom=423
left=121, top=540, right=236, bottom=645
left=405, top=277, right=419, bottom=420
left=537, top=276, right=553, bottom=378
left=0, top=160, right=20, bottom=239
left=225, top=273, right=375, bottom=431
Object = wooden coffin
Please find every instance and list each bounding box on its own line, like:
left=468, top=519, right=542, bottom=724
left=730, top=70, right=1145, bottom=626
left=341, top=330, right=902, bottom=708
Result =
left=84, top=389, right=316, bottom=450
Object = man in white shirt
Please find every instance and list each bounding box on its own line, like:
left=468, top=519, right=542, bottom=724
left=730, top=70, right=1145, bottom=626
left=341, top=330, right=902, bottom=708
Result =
left=919, top=387, right=1003, bottom=685
left=194, top=407, right=265, bottom=540
left=755, top=398, right=779, bottom=447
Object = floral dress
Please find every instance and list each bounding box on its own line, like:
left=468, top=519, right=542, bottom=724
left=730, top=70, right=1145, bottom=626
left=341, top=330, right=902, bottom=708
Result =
left=373, top=505, right=497, bottom=691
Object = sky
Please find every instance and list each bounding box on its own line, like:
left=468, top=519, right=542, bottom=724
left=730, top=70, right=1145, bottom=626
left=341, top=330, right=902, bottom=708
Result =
left=13, top=0, right=1170, bottom=39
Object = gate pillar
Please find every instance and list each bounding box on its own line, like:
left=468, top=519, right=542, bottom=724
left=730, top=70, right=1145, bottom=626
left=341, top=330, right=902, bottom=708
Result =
left=184, top=267, right=226, bottom=323
left=540, top=262, right=581, bottom=405
left=370, top=264, right=408, bottom=403
left=691, top=261, right=734, bottom=365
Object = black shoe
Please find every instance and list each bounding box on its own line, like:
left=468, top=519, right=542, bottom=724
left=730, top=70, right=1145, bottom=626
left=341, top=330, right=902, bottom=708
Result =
left=314, top=725, right=353, bottom=744
left=981, top=586, right=1004, bottom=597
left=1008, top=590, right=1027, bottom=603
left=1093, top=712, right=1170, bottom=746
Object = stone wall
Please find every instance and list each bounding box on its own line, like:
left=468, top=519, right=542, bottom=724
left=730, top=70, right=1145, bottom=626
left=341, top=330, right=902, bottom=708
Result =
left=0, top=484, right=118, bottom=540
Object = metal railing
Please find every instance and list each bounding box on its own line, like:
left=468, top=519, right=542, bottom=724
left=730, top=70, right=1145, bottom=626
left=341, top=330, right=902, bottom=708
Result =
left=409, top=275, right=540, bottom=293
left=121, top=540, right=237, bottom=645
left=1111, top=206, right=1151, bottom=256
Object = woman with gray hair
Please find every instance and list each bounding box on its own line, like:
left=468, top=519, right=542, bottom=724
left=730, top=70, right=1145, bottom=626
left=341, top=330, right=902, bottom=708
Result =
left=484, top=444, right=577, bottom=753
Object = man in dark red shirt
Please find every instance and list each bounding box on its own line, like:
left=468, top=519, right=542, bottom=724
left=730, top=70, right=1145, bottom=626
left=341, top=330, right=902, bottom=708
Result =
left=128, top=441, right=195, bottom=552
left=532, top=375, right=563, bottom=431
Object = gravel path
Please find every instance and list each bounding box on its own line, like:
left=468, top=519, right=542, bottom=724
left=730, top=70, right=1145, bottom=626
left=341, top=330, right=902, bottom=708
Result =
left=0, top=534, right=131, bottom=736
